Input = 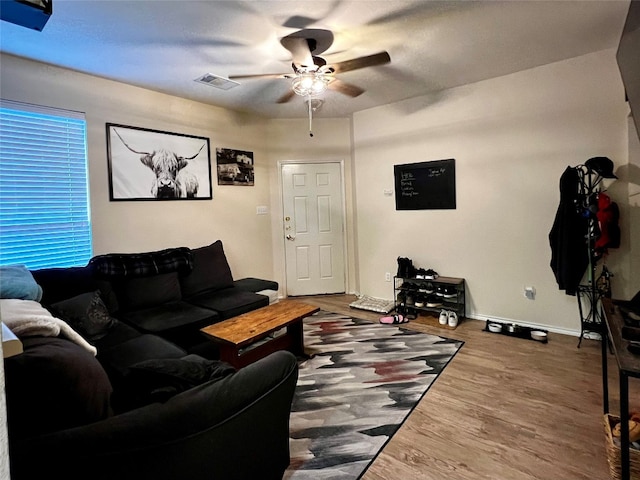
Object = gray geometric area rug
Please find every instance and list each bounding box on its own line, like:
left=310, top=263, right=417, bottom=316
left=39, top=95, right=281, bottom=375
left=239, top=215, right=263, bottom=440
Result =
left=285, top=311, right=464, bottom=480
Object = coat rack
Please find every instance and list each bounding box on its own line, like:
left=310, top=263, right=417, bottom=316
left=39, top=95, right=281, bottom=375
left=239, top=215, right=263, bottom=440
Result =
left=575, top=157, right=617, bottom=347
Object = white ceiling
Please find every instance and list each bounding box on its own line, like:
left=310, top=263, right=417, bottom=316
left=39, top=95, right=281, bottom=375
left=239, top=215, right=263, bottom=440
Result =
left=0, top=0, right=631, bottom=119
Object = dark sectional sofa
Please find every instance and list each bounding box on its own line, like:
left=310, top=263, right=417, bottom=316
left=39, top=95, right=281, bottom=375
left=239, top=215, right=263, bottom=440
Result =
left=36, top=239, right=278, bottom=355
left=4, top=240, right=298, bottom=480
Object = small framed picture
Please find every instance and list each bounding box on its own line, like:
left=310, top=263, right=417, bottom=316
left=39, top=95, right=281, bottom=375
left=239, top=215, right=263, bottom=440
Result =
left=216, top=148, right=255, bottom=186
left=106, top=123, right=212, bottom=201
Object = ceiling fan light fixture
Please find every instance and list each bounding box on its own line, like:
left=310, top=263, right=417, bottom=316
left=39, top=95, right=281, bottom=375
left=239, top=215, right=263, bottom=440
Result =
left=292, top=71, right=329, bottom=97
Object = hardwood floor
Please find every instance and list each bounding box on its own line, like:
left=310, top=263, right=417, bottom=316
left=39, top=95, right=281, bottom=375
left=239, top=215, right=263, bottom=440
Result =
left=295, top=294, right=638, bottom=480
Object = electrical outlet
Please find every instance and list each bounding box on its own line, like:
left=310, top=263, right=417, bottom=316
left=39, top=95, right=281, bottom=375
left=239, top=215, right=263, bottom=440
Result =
left=524, top=286, right=536, bottom=300
left=385, top=272, right=392, bottom=282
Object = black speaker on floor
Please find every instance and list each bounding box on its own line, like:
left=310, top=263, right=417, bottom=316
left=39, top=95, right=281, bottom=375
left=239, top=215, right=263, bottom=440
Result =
left=0, top=0, right=52, bottom=32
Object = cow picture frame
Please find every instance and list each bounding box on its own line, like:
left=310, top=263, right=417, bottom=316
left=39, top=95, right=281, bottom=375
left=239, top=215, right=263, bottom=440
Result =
left=216, top=147, right=255, bottom=186
left=106, top=123, right=212, bottom=201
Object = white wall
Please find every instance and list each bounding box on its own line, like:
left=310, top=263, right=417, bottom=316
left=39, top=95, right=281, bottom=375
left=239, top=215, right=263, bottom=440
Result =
left=0, top=53, right=274, bottom=282
left=352, top=49, right=630, bottom=334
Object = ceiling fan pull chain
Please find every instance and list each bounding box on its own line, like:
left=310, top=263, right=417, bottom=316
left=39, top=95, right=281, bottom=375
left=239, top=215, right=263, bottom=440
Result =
left=308, top=94, right=314, bottom=137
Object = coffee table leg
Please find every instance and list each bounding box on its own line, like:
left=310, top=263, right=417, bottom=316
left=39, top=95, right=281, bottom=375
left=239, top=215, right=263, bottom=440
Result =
left=218, top=345, right=240, bottom=368
left=287, top=320, right=311, bottom=359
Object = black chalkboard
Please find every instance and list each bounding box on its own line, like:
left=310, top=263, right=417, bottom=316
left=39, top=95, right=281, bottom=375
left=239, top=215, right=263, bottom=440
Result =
left=394, top=159, right=456, bottom=210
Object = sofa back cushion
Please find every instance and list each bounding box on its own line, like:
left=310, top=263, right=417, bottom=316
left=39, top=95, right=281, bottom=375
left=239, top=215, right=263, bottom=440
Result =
left=31, top=266, right=97, bottom=307
left=180, top=240, right=234, bottom=298
left=116, top=272, right=183, bottom=312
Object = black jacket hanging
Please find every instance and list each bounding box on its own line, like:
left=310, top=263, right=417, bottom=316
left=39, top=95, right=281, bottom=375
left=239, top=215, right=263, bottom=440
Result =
left=549, top=166, right=589, bottom=295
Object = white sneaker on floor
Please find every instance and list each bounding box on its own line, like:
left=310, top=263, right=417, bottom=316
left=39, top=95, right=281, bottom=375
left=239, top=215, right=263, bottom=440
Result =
left=447, top=311, right=458, bottom=327
left=439, top=310, right=448, bottom=325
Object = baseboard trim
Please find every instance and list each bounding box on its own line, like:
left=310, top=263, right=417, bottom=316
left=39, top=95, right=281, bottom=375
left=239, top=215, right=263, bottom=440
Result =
left=465, top=312, right=581, bottom=337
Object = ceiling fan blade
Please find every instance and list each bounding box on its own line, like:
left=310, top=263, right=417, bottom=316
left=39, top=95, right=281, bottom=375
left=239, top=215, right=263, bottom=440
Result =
left=282, top=15, right=318, bottom=29
left=228, top=73, right=291, bottom=80
left=331, top=51, right=391, bottom=74
left=280, top=36, right=314, bottom=68
left=328, top=78, right=365, bottom=98
left=276, top=89, right=297, bottom=104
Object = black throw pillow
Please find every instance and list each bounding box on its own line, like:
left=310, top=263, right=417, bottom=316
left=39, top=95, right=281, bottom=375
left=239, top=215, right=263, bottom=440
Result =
left=50, top=290, right=115, bottom=342
left=125, top=355, right=236, bottom=405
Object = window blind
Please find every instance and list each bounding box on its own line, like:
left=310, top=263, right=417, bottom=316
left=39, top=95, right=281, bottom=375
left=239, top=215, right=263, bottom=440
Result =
left=0, top=100, right=92, bottom=269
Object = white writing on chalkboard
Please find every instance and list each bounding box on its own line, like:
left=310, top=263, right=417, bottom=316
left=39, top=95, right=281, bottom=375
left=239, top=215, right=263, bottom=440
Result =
left=428, top=167, right=446, bottom=177
left=400, top=172, right=420, bottom=197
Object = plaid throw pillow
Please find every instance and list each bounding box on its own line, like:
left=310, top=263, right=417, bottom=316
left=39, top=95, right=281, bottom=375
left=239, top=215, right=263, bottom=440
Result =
left=89, top=247, right=193, bottom=279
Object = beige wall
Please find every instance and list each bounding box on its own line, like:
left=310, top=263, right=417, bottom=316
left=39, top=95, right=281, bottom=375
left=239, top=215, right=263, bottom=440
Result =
left=0, top=53, right=274, bottom=282
left=352, top=49, right=631, bottom=334
left=0, top=48, right=635, bottom=333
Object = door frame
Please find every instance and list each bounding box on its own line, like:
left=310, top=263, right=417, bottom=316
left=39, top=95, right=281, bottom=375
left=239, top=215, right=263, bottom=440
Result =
left=277, top=159, right=348, bottom=297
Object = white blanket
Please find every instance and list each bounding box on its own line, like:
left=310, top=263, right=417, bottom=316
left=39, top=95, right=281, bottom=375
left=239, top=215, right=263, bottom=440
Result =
left=0, top=299, right=97, bottom=356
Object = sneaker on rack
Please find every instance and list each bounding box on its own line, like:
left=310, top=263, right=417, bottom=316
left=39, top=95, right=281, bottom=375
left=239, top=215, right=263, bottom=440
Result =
left=414, top=294, right=425, bottom=308
left=436, top=285, right=445, bottom=297
left=447, top=311, right=459, bottom=328
left=424, top=282, right=435, bottom=294
left=415, top=268, right=427, bottom=279
left=443, top=286, right=457, bottom=298
left=426, top=295, right=442, bottom=307
left=439, top=310, right=448, bottom=325
left=424, top=269, right=439, bottom=280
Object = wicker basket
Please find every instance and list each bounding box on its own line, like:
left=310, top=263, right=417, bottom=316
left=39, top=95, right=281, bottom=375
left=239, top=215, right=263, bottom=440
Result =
left=604, top=414, right=640, bottom=479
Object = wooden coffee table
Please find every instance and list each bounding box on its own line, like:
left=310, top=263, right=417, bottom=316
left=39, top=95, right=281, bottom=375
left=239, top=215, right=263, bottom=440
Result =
left=200, top=300, right=319, bottom=368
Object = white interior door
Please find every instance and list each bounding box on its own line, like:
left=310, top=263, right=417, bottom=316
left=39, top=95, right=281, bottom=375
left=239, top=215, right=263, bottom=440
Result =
left=281, top=162, right=345, bottom=296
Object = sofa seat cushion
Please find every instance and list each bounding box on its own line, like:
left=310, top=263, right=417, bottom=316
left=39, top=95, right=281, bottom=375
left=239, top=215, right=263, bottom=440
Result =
left=180, top=240, right=234, bottom=297
left=187, top=287, right=269, bottom=320
left=118, top=301, right=218, bottom=335
left=4, top=336, right=113, bottom=440
left=233, top=277, right=278, bottom=293
left=98, top=334, right=187, bottom=378
left=92, top=320, right=141, bottom=351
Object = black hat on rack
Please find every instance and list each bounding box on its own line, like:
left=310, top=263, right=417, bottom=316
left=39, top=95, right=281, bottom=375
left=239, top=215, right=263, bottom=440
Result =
left=585, top=156, right=617, bottom=179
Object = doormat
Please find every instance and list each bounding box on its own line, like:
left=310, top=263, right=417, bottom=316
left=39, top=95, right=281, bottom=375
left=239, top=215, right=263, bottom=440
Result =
left=285, top=311, right=463, bottom=479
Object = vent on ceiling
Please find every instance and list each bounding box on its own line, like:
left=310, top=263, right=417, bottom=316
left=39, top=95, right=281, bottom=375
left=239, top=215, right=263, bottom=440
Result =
left=194, top=73, right=240, bottom=90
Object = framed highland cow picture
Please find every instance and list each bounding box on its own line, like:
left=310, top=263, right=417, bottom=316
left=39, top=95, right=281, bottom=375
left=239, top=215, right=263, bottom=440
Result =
left=106, top=123, right=212, bottom=201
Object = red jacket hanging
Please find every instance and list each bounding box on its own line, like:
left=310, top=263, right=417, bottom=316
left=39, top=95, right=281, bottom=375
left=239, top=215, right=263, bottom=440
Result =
left=595, top=192, right=620, bottom=255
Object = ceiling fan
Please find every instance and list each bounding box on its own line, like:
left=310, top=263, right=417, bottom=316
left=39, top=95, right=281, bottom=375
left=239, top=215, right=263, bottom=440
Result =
left=229, top=29, right=391, bottom=104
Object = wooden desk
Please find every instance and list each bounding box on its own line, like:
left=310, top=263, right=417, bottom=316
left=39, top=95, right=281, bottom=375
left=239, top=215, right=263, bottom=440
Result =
left=602, top=298, right=640, bottom=480
left=200, top=300, right=319, bottom=368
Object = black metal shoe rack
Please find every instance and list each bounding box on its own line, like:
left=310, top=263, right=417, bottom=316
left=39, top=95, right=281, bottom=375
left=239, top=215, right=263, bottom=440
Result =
left=393, top=275, right=465, bottom=321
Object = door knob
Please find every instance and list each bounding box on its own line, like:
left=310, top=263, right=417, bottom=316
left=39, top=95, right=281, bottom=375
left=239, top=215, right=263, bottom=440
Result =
left=286, top=234, right=296, bottom=240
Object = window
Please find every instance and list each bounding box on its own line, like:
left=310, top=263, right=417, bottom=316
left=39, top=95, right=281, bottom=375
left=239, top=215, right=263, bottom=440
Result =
left=0, top=100, right=92, bottom=269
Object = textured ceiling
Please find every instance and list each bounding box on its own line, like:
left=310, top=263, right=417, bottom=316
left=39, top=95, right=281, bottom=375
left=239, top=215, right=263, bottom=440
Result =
left=0, top=0, right=631, bottom=118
